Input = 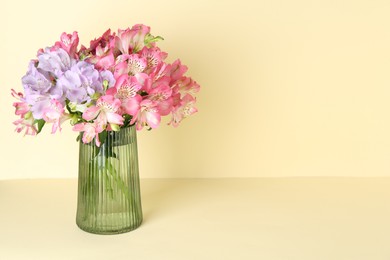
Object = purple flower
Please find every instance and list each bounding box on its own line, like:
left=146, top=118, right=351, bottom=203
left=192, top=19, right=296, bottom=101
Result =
left=21, top=61, right=62, bottom=119
left=100, top=70, right=116, bottom=88
left=73, top=61, right=102, bottom=95
left=56, top=69, right=85, bottom=103
left=22, top=61, right=52, bottom=99
left=56, top=61, right=113, bottom=103
left=37, top=48, right=74, bottom=78
left=30, top=96, right=52, bottom=119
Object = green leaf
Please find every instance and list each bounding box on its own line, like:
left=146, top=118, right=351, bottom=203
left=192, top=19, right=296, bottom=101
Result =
left=93, top=146, right=101, bottom=158
left=122, top=114, right=133, bottom=128
left=98, top=130, right=108, bottom=147
left=34, top=119, right=45, bottom=134
left=144, top=33, right=164, bottom=47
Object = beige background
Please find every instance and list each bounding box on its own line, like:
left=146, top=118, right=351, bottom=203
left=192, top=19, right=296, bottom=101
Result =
left=1, top=0, right=390, bottom=179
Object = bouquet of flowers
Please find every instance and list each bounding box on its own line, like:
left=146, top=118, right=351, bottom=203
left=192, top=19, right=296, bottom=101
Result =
left=11, top=24, right=200, bottom=146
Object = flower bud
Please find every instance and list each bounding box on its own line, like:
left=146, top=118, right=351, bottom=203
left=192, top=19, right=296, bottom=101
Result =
left=103, top=80, right=109, bottom=91
left=24, top=111, right=32, bottom=120
left=110, top=123, right=120, bottom=131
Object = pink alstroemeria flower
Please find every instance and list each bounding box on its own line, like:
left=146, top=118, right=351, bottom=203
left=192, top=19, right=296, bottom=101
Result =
left=107, top=74, right=143, bottom=115
left=115, top=28, right=132, bottom=55
left=11, top=88, right=37, bottom=135
left=130, top=99, right=161, bottom=130
left=148, top=62, right=172, bottom=87
left=172, top=76, right=201, bottom=96
left=148, top=83, right=173, bottom=116
left=89, top=29, right=115, bottom=52
left=53, top=32, right=79, bottom=58
left=11, top=89, right=30, bottom=116
left=13, top=117, right=37, bottom=136
left=87, top=45, right=115, bottom=70
left=169, top=59, right=188, bottom=83
left=169, top=94, right=198, bottom=127
left=83, top=95, right=124, bottom=129
left=13, top=101, right=30, bottom=116
left=42, top=99, right=70, bottom=134
left=140, top=46, right=168, bottom=73
left=114, top=54, right=147, bottom=78
left=73, top=122, right=102, bottom=146
left=115, top=24, right=150, bottom=54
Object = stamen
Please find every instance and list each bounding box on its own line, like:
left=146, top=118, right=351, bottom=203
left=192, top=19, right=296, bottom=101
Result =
left=97, top=100, right=116, bottom=112
left=117, top=83, right=138, bottom=99
left=127, top=57, right=146, bottom=76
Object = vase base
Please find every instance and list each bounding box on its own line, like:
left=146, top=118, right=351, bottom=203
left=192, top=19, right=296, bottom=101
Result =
left=76, top=220, right=142, bottom=235
left=76, top=212, right=143, bottom=235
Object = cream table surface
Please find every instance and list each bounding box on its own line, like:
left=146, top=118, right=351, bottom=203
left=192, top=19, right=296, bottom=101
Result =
left=1, top=178, right=390, bottom=260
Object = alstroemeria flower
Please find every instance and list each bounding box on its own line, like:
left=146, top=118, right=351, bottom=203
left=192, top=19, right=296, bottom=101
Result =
left=11, top=89, right=30, bottom=117
left=129, top=24, right=150, bottom=52
left=140, top=46, right=168, bottom=73
left=53, top=31, right=79, bottom=58
left=13, top=101, right=30, bottom=117
left=72, top=122, right=102, bottom=146
left=115, top=28, right=132, bottom=55
left=169, top=59, right=188, bottom=83
left=115, top=24, right=150, bottom=54
left=130, top=99, right=161, bottom=130
left=115, top=54, right=147, bottom=77
left=89, top=29, right=115, bottom=52
left=148, top=62, right=172, bottom=87
left=42, top=99, right=70, bottom=134
left=83, top=95, right=124, bottom=129
left=148, top=83, right=173, bottom=116
left=13, top=116, right=37, bottom=136
left=86, top=45, right=115, bottom=70
left=172, top=76, right=200, bottom=96
left=107, top=74, right=143, bottom=115
left=11, top=88, right=38, bottom=135
left=169, top=94, right=198, bottom=127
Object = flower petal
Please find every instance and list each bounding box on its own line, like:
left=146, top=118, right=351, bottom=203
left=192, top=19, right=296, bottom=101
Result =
left=82, top=106, right=100, bottom=121
left=146, top=111, right=161, bottom=128
left=105, top=112, right=124, bottom=125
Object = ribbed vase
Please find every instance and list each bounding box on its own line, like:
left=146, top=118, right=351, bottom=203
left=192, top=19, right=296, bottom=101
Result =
left=76, top=126, right=142, bottom=234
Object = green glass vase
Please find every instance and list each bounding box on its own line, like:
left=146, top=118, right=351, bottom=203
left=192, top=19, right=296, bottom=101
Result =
left=76, top=125, right=143, bottom=234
